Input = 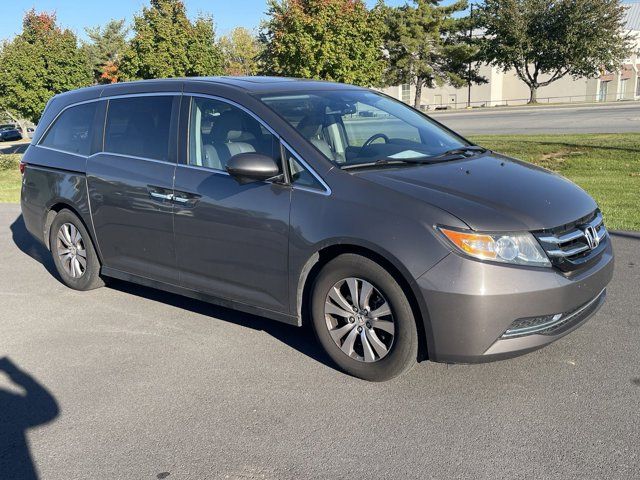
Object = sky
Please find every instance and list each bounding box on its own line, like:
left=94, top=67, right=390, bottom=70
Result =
left=0, top=0, right=413, bottom=42
left=2, top=0, right=637, bottom=42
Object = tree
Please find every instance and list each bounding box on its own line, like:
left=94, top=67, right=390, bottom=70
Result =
left=383, top=0, right=484, bottom=109
left=120, top=0, right=223, bottom=80
left=478, top=0, right=633, bottom=104
left=0, top=10, right=92, bottom=124
left=219, top=27, right=262, bottom=76
left=260, top=0, right=386, bottom=86
left=84, top=19, right=129, bottom=84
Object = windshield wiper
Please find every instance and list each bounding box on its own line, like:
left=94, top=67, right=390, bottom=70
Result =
left=341, top=158, right=427, bottom=170
left=341, top=146, right=490, bottom=170
left=431, top=145, right=488, bottom=159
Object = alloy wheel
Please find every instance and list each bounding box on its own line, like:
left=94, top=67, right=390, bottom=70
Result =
left=56, top=223, right=87, bottom=278
left=324, top=277, right=395, bottom=362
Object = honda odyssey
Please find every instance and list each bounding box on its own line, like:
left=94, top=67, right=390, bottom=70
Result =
left=20, top=77, right=613, bottom=381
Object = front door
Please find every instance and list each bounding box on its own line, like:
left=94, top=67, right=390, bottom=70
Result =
left=87, top=94, right=180, bottom=284
left=172, top=95, right=291, bottom=312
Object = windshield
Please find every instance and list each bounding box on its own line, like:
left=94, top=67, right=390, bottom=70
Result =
left=258, top=90, right=469, bottom=167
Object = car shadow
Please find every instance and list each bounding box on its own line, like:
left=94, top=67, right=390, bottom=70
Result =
left=106, top=278, right=333, bottom=368
left=9, top=215, right=59, bottom=279
left=9, top=214, right=335, bottom=371
left=0, top=357, right=59, bottom=480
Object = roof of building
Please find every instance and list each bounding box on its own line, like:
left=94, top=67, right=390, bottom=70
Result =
left=624, top=1, right=640, bottom=31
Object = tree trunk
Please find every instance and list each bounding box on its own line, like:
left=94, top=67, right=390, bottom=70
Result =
left=528, top=86, right=538, bottom=104
left=414, top=80, right=423, bottom=110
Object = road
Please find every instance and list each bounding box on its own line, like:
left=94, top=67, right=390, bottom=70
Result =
left=1, top=203, right=639, bottom=479
left=429, top=102, right=640, bottom=135
left=0, top=139, right=30, bottom=155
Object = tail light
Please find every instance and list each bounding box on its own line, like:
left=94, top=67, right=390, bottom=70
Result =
left=19, top=161, right=26, bottom=175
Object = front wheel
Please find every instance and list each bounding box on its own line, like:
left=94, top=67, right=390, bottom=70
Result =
left=311, top=254, right=418, bottom=381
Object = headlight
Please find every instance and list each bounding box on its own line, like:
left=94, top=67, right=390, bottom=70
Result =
left=438, top=227, right=551, bottom=267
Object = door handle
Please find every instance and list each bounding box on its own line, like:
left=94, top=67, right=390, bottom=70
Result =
left=172, top=191, right=201, bottom=206
left=148, top=186, right=174, bottom=202
left=149, top=191, right=173, bottom=201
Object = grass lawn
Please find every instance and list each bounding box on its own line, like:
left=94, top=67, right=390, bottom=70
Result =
left=0, top=133, right=638, bottom=230
left=0, top=154, right=22, bottom=203
left=470, top=133, right=640, bottom=231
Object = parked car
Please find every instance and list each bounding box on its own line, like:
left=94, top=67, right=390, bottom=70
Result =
left=0, top=128, right=22, bottom=141
left=20, top=77, right=613, bottom=381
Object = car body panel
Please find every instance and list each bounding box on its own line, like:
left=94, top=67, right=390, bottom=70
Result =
left=418, top=240, right=614, bottom=362
left=20, top=160, right=93, bottom=248
left=86, top=153, right=178, bottom=284
left=172, top=164, right=292, bottom=312
left=353, top=153, right=598, bottom=232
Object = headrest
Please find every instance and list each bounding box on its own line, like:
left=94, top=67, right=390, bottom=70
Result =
left=212, top=110, right=255, bottom=143
left=297, top=114, right=324, bottom=139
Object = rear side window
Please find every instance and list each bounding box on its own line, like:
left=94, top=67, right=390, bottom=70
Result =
left=40, top=102, right=97, bottom=156
left=104, top=96, right=173, bottom=161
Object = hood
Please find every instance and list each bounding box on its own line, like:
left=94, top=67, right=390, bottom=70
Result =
left=353, top=153, right=597, bottom=232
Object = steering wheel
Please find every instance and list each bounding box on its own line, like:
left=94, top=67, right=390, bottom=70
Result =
left=362, top=133, right=390, bottom=148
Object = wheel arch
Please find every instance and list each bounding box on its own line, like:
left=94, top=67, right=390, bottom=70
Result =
left=297, top=241, right=434, bottom=361
left=43, top=201, right=100, bottom=263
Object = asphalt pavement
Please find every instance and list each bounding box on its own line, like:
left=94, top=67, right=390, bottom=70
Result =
left=429, top=102, right=640, bottom=135
left=1, top=203, right=639, bottom=479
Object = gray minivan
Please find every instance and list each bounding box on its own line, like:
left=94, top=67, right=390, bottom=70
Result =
left=20, top=77, right=613, bottom=381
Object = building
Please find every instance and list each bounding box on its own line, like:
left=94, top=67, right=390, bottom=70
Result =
left=382, top=1, right=640, bottom=109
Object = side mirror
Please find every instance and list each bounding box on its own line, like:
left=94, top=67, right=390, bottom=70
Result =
left=226, top=153, right=280, bottom=185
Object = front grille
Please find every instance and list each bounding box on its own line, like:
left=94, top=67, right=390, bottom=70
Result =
left=501, top=289, right=606, bottom=339
left=534, top=210, right=608, bottom=272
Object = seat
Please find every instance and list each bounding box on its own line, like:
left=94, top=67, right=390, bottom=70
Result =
left=202, top=110, right=256, bottom=170
left=296, top=113, right=344, bottom=162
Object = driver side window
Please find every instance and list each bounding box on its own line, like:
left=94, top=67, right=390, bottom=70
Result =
left=342, top=102, right=421, bottom=147
left=188, top=97, right=280, bottom=172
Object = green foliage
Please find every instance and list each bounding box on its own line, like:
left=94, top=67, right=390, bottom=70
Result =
left=219, top=27, right=262, bottom=76
left=83, top=19, right=129, bottom=84
left=383, top=0, right=484, bottom=108
left=260, top=0, right=386, bottom=86
left=0, top=10, right=92, bottom=123
left=187, top=15, right=224, bottom=77
left=478, top=0, right=634, bottom=103
left=120, top=0, right=223, bottom=80
left=0, top=155, right=20, bottom=172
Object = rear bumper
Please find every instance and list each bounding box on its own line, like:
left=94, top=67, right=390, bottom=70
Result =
left=417, top=240, right=614, bottom=363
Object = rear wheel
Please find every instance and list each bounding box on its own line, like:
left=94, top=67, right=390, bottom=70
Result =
left=311, top=254, right=418, bottom=381
left=49, top=209, right=104, bottom=291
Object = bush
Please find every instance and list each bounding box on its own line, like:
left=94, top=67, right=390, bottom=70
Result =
left=0, top=154, right=21, bottom=171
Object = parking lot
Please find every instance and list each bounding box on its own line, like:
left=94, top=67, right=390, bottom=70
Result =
left=1, top=202, right=639, bottom=479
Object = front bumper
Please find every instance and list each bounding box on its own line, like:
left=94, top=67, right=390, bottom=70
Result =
left=418, top=240, right=614, bottom=363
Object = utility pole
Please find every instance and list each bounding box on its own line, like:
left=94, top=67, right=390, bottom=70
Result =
left=467, top=3, right=474, bottom=109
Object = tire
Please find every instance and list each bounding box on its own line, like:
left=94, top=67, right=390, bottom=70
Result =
left=49, top=209, right=104, bottom=291
left=311, top=254, right=418, bottom=381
